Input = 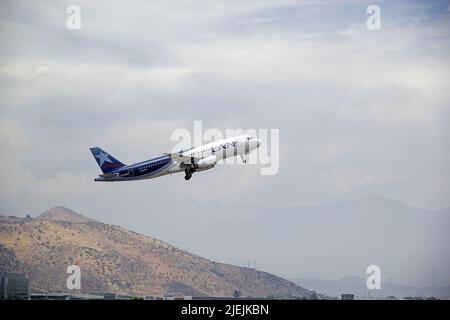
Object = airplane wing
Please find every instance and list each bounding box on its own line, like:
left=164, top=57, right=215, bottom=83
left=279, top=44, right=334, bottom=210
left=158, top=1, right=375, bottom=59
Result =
left=99, top=172, right=120, bottom=178
left=164, top=152, right=202, bottom=165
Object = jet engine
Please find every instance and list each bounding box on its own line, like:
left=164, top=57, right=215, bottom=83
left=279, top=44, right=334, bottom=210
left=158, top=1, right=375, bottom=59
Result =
left=196, top=155, right=217, bottom=170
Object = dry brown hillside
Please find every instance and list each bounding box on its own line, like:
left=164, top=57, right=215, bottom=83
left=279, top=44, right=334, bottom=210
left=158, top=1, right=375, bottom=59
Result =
left=0, top=207, right=311, bottom=298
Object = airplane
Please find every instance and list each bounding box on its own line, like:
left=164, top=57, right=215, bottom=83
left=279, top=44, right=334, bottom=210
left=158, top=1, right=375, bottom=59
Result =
left=90, top=135, right=262, bottom=181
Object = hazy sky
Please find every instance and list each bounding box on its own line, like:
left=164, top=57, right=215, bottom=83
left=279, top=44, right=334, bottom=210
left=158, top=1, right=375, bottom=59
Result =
left=1, top=1, right=449, bottom=285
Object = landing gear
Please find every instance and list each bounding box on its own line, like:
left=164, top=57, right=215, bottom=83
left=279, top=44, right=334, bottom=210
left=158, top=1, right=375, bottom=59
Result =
left=184, top=169, right=193, bottom=181
left=240, top=155, right=247, bottom=163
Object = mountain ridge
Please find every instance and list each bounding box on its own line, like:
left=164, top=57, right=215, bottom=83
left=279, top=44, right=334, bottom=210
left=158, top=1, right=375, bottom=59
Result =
left=37, top=206, right=94, bottom=223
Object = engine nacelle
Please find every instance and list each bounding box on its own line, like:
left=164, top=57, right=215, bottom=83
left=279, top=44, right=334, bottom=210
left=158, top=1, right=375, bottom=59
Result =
left=196, top=155, right=217, bottom=169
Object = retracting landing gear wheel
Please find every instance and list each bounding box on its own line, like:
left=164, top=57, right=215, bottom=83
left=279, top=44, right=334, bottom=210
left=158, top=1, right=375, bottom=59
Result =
left=184, top=169, right=193, bottom=180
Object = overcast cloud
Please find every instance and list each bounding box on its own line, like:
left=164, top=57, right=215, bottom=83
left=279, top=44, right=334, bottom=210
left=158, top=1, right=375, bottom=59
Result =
left=1, top=0, right=449, bottom=286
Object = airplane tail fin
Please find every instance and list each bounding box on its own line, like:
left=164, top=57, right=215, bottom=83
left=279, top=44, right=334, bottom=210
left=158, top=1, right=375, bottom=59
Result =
left=89, top=147, right=126, bottom=173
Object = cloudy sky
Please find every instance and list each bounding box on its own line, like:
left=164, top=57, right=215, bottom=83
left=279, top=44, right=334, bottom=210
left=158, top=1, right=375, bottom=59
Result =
left=1, top=1, right=449, bottom=285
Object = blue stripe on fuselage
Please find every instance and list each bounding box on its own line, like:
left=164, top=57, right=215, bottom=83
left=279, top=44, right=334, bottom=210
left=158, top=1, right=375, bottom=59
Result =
left=113, top=155, right=172, bottom=178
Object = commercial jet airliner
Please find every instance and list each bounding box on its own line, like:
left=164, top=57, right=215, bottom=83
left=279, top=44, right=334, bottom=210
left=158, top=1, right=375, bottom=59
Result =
left=90, top=135, right=261, bottom=181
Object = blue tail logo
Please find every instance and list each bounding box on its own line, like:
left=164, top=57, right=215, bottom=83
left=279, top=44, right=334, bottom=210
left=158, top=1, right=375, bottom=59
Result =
left=90, top=147, right=126, bottom=173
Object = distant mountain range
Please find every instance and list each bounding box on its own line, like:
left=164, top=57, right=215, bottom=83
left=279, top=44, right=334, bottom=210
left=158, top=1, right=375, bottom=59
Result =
left=0, top=206, right=311, bottom=298
left=291, top=276, right=450, bottom=299
left=139, top=196, right=450, bottom=289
